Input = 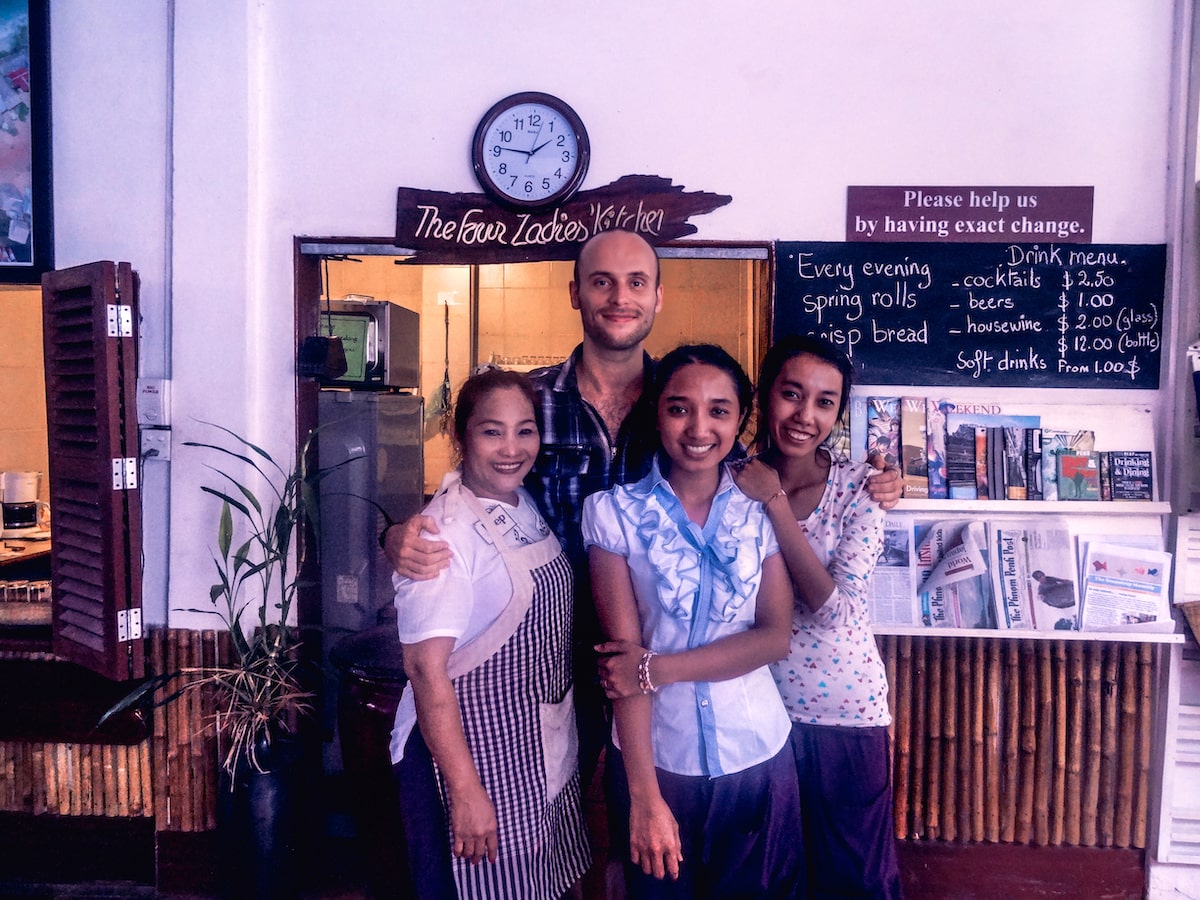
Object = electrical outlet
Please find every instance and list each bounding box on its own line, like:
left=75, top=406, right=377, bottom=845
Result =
left=141, top=428, right=171, bottom=461
left=137, top=377, right=172, bottom=426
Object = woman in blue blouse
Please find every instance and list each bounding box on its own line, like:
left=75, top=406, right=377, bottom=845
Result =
left=582, top=343, right=802, bottom=899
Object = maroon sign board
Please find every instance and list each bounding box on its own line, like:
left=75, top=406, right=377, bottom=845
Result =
left=846, top=186, right=1094, bottom=243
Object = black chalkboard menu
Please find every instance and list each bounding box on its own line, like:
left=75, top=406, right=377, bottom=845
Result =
left=773, top=242, right=1166, bottom=389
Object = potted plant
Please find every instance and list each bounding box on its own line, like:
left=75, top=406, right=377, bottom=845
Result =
left=103, top=422, right=330, bottom=898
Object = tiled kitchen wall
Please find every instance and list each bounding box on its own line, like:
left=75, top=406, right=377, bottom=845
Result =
left=0, top=287, right=49, bottom=501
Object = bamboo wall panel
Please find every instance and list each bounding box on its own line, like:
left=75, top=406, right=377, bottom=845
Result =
left=881, top=637, right=1155, bottom=849
left=0, top=628, right=221, bottom=831
left=0, top=630, right=1163, bottom=853
left=0, top=738, right=153, bottom=818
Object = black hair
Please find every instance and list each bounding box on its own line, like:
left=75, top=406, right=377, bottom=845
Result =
left=452, top=366, right=538, bottom=446
left=752, top=334, right=855, bottom=453
left=652, top=343, right=754, bottom=436
left=572, top=229, right=661, bottom=288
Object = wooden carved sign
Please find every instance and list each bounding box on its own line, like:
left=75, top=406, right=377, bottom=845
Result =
left=394, top=175, right=731, bottom=263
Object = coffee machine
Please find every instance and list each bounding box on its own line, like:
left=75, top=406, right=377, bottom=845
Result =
left=2, top=471, right=49, bottom=538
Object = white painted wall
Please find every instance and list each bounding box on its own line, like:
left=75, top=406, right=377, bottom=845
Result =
left=256, top=1, right=1176, bottom=241
left=48, top=2, right=1186, bottom=614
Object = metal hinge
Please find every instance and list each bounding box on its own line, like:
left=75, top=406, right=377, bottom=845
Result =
left=117, top=608, right=143, bottom=642
left=111, top=457, right=138, bottom=490
left=106, top=304, right=133, bottom=338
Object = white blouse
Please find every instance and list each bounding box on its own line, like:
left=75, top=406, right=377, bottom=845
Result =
left=389, top=471, right=551, bottom=763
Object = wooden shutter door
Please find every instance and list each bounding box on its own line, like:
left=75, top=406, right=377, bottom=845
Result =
left=42, top=261, right=144, bottom=681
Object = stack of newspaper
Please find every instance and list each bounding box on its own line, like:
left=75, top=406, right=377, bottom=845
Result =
left=867, top=517, right=1173, bottom=633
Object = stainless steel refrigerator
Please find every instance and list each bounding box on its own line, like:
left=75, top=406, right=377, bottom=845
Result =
left=316, top=388, right=424, bottom=772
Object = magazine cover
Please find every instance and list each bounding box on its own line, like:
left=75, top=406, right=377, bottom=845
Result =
left=926, top=398, right=950, bottom=499
left=1057, top=451, right=1101, bottom=500
left=944, top=418, right=977, bottom=500
left=1025, top=428, right=1044, bottom=500
left=1040, top=429, right=1095, bottom=501
left=975, top=426, right=989, bottom=498
left=901, top=396, right=929, bottom=498
left=1003, top=426, right=1028, bottom=500
left=866, top=396, right=901, bottom=468
left=848, top=394, right=869, bottom=463
left=1107, top=450, right=1153, bottom=500
left=826, top=403, right=852, bottom=461
left=987, top=426, right=1005, bottom=500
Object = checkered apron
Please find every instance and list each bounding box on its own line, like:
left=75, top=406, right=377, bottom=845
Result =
left=438, top=489, right=591, bottom=899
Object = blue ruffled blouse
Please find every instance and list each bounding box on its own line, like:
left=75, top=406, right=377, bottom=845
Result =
left=582, top=458, right=792, bottom=778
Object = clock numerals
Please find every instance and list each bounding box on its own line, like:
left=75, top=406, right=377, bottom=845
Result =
left=472, top=92, right=590, bottom=208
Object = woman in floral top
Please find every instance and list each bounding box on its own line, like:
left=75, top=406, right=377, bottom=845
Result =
left=733, top=334, right=902, bottom=900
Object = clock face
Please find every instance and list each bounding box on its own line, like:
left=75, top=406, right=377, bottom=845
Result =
left=472, top=92, right=590, bottom=209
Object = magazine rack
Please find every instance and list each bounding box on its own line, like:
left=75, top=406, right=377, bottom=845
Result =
left=857, top=393, right=1184, bottom=644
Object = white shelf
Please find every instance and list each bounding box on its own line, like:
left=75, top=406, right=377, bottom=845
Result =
left=896, top=499, right=1170, bottom=515
left=875, top=624, right=1185, bottom=643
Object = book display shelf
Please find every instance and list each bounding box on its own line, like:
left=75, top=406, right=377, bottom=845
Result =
left=853, top=394, right=1183, bottom=645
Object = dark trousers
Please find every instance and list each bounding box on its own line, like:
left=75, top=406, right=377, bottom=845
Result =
left=606, top=743, right=804, bottom=900
left=573, top=651, right=609, bottom=791
left=393, top=727, right=457, bottom=899
left=790, top=723, right=903, bottom=900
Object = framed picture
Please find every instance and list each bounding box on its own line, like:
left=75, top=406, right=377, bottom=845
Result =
left=0, top=0, right=50, bottom=283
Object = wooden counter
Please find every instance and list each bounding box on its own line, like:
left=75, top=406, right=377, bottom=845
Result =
left=0, top=533, right=52, bottom=634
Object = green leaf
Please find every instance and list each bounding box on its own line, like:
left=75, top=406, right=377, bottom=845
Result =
left=200, top=485, right=254, bottom=521
left=232, top=538, right=255, bottom=574
left=98, top=677, right=161, bottom=725
left=218, top=501, right=233, bottom=557
left=233, top=480, right=263, bottom=516
left=274, top=506, right=293, bottom=550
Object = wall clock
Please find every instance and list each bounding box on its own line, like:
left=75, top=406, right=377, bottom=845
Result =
left=471, top=92, right=590, bottom=209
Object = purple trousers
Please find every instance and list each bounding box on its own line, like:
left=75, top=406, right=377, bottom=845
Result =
left=606, top=742, right=804, bottom=900
left=790, top=722, right=903, bottom=900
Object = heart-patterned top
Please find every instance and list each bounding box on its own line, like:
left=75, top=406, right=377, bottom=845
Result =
left=770, top=458, right=891, bottom=726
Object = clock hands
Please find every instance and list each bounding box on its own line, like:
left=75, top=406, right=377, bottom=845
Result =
left=495, top=135, right=553, bottom=166
left=525, top=115, right=557, bottom=159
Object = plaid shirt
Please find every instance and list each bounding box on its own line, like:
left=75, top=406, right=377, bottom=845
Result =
left=525, top=345, right=660, bottom=572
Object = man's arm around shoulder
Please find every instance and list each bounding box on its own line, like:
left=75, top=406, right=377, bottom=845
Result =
left=382, top=515, right=453, bottom=581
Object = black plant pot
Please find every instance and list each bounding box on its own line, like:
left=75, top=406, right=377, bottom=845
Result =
left=217, top=735, right=303, bottom=900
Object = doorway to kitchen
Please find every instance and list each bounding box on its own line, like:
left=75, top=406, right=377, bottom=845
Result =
left=294, top=236, right=772, bottom=835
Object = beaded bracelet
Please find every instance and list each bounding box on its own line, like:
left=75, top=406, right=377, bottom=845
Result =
left=638, top=650, right=659, bottom=694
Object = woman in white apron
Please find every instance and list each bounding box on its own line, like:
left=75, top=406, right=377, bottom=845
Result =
left=391, top=368, right=591, bottom=899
